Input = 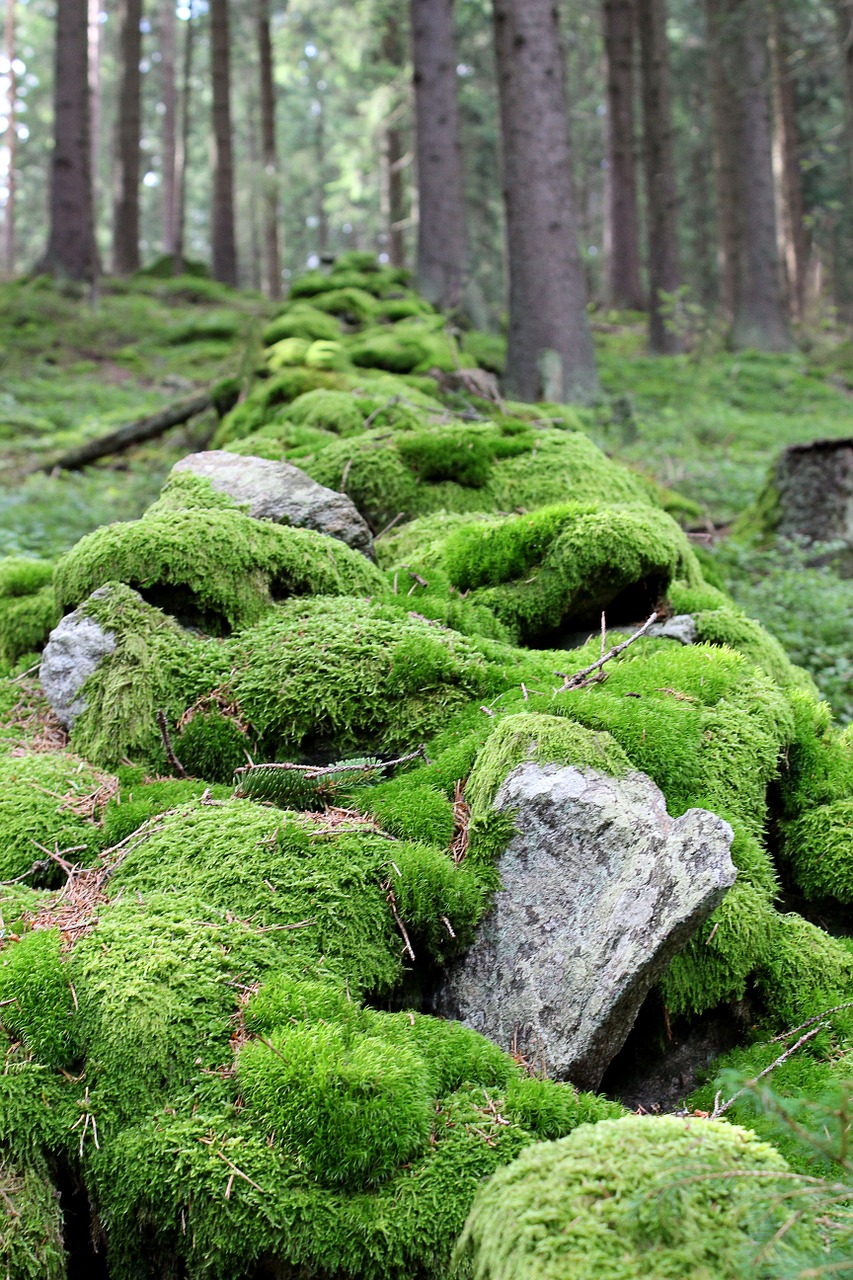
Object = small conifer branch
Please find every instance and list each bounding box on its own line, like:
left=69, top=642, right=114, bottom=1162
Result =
left=555, top=610, right=660, bottom=693
left=711, top=1024, right=826, bottom=1118
left=156, top=709, right=188, bottom=778
left=234, top=745, right=431, bottom=785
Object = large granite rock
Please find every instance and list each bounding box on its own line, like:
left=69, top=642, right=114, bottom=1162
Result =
left=436, top=762, right=736, bottom=1091
left=172, top=451, right=374, bottom=558
left=40, top=589, right=116, bottom=729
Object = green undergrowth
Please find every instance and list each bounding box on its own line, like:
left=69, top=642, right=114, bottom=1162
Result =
left=455, top=1114, right=825, bottom=1279
left=0, top=750, right=110, bottom=883
left=0, top=1154, right=66, bottom=1280
left=0, top=557, right=59, bottom=670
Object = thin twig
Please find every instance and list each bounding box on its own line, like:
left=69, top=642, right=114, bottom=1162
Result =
left=711, top=1025, right=826, bottom=1118
left=157, top=710, right=187, bottom=778
left=214, top=1150, right=265, bottom=1194
left=375, top=512, right=405, bottom=540
left=555, top=610, right=659, bottom=692
left=770, top=1001, right=853, bottom=1044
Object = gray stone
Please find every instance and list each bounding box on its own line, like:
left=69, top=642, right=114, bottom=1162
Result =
left=436, top=762, right=735, bottom=1091
left=647, top=614, right=697, bottom=645
left=40, top=591, right=116, bottom=729
left=172, top=451, right=374, bottom=558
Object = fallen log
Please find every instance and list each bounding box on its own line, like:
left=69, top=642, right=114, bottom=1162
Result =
left=44, top=389, right=213, bottom=472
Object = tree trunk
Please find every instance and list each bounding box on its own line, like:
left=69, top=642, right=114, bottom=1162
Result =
left=39, top=0, right=100, bottom=280
left=314, top=105, right=329, bottom=257
left=411, top=0, right=467, bottom=311
left=602, top=0, right=644, bottom=310
left=210, top=0, right=238, bottom=285
left=492, top=0, right=598, bottom=404
left=381, top=15, right=408, bottom=270
left=174, top=3, right=196, bottom=274
left=769, top=5, right=807, bottom=322
left=637, top=0, right=681, bottom=354
left=112, top=0, right=143, bottom=275
left=87, top=0, right=102, bottom=218
left=729, top=0, right=792, bottom=351
left=258, top=0, right=281, bottom=297
left=705, top=0, right=739, bottom=318
left=2, top=0, right=16, bottom=277
left=833, top=0, right=853, bottom=316
left=161, top=0, right=177, bottom=255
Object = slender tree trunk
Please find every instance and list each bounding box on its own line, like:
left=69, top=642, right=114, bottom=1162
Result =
left=87, top=0, right=102, bottom=218
left=3, top=0, right=16, bottom=276
left=637, top=0, right=682, bottom=354
left=602, top=0, right=643, bottom=310
left=210, top=0, right=238, bottom=284
left=161, top=0, right=177, bottom=254
left=39, top=0, right=100, bottom=280
left=174, top=3, right=195, bottom=273
left=705, top=0, right=739, bottom=318
left=112, top=0, right=143, bottom=274
left=381, top=16, right=408, bottom=270
left=492, top=0, right=597, bottom=403
left=833, top=0, right=853, bottom=315
left=729, top=0, right=792, bottom=351
left=314, top=105, right=329, bottom=256
left=411, top=0, right=467, bottom=311
left=769, top=5, right=807, bottom=321
left=258, top=0, right=281, bottom=296
left=246, top=97, right=262, bottom=291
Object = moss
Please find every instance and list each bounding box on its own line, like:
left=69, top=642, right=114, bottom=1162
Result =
left=0, top=559, right=60, bottom=667
left=693, top=603, right=816, bottom=693
left=212, top=367, right=353, bottom=446
left=174, top=709, right=250, bottom=782
left=100, top=776, right=232, bottom=845
left=164, top=312, right=242, bottom=345
left=455, top=1115, right=818, bottom=1280
left=262, top=306, right=342, bottom=345
left=265, top=335, right=311, bottom=368
left=311, top=286, right=380, bottom=324
left=54, top=491, right=386, bottom=635
left=780, top=690, right=853, bottom=820
left=0, top=928, right=77, bottom=1067
left=756, top=912, right=853, bottom=1024
left=348, top=321, right=459, bottom=374
left=285, top=387, right=367, bottom=435
left=0, top=1156, right=65, bottom=1280
left=782, top=800, right=853, bottom=903
left=0, top=750, right=108, bottom=882
left=466, top=713, right=631, bottom=815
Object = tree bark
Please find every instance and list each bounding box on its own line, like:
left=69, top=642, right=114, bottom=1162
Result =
left=87, top=0, right=102, bottom=218
left=833, top=0, right=853, bottom=316
left=602, top=0, right=644, bottom=310
left=258, top=0, right=281, bottom=297
left=492, top=0, right=598, bottom=403
left=2, top=0, right=16, bottom=277
left=381, top=15, right=408, bottom=270
left=174, top=3, right=196, bottom=274
left=729, top=0, right=792, bottom=351
left=210, top=0, right=238, bottom=285
left=769, top=4, right=807, bottom=321
left=112, top=0, right=143, bottom=275
left=411, top=0, right=467, bottom=311
left=161, top=0, right=177, bottom=255
left=705, top=0, right=740, bottom=318
left=39, top=0, right=100, bottom=280
left=637, top=0, right=682, bottom=354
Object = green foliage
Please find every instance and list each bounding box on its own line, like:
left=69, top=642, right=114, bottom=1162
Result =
left=54, top=480, right=386, bottom=634
left=0, top=557, right=59, bottom=667
left=263, top=305, right=342, bottom=345
left=783, top=800, right=853, bottom=903
left=0, top=928, right=77, bottom=1067
left=0, top=750, right=107, bottom=882
left=455, top=1115, right=819, bottom=1280
left=285, top=387, right=367, bottom=434
left=0, top=1157, right=65, bottom=1280
left=756, top=913, right=853, bottom=1025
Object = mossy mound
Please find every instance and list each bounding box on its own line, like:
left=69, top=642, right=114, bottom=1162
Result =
left=262, top=304, right=343, bottom=346
left=0, top=558, right=60, bottom=670
left=54, top=478, right=385, bottom=635
left=0, top=749, right=110, bottom=882
left=0, top=1155, right=65, bottom=1280
left=782, top=800, right=853, bottom=902
left=456, top=1115, right=820, bottom=1279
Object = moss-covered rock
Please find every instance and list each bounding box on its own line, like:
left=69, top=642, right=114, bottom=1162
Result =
left=0, top=558, right=60, bottom=670
left=456, top=1115, right=820, bottom=1279
left=0, top=1156, right=65, bottom=1280
left=0, top=750, right=110, bottom=882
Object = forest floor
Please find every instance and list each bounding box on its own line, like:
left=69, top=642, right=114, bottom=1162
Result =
left=2, top=276, right=852, bottom=717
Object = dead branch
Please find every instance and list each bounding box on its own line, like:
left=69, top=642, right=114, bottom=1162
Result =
left=157, top=710, right=188, bottom=779
left=234, top=745, right=431, bottom=787
left=44, top=390, right=212, bottom=472
left=555, top=610, right=660, bottom=692
left=711, top=1024, right=826, bottom=1118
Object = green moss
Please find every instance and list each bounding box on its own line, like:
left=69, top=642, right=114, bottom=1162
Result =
left=54, top=493, right=386, bottom=635
left=466, top=713, right=631, bottom=814
left=265, top=336, right=310, bottom=368
left=0, top=559, right=60, bottom=667
left=0, top=750, right=108, bottom=882
left=0, top=928, right=77, bottom=1067
left=348, top=321, right=459, bottom=374
left=212, top=367, right=352, bottom=446
left=262, top=305, right=342, bottom=345
left=311, top=286, right=380, bottom=324
left=693, top=603, right=815, bottom=693
left=455, top=1115, right=818, bottom=1280
left=285, top=387, right=367, bottom=435
left=756, top=913, right=853, bottom=1024
left=0, top=1157, right=65, bottom=1280
left=782, top=800, right=853, bottom=902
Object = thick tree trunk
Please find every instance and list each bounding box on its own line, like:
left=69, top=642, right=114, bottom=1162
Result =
left=705, top=0, right=740, bottom=319
left=637, top=0, right=682, bottom=354
left=258, top=0, right=281, bottom=297
left=3, top=0, right=16, bottom=276
left=210, top=0, right=238, bottom=285
left=161, top=0, right=177, bottom=255
left=174, top=4, right=196, bottom=274
left=833, top=0, right=853, bottom=316
left=492, top=0, right=598, bottom=403
left=87, top=0, right=102, bottom=217
left=729, top=0, right=792, bottom=351
left=112, top=0, right=143, bottom=275
left=602, top=0, right=644, bottom=310
left=411, top=0, right=467, bottom=311
left=39, top=0, right=100, bottom=280
left=769, top=6, right=807, bottom=321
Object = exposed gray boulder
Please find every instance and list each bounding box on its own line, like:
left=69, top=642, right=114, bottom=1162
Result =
left=436, top=761, right=736, bottom=1091
left=172, top=451, right=374, bottom=558
left=40, top=590, right=116, bottom=729
left=647, top=614, right=697, bottom=645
